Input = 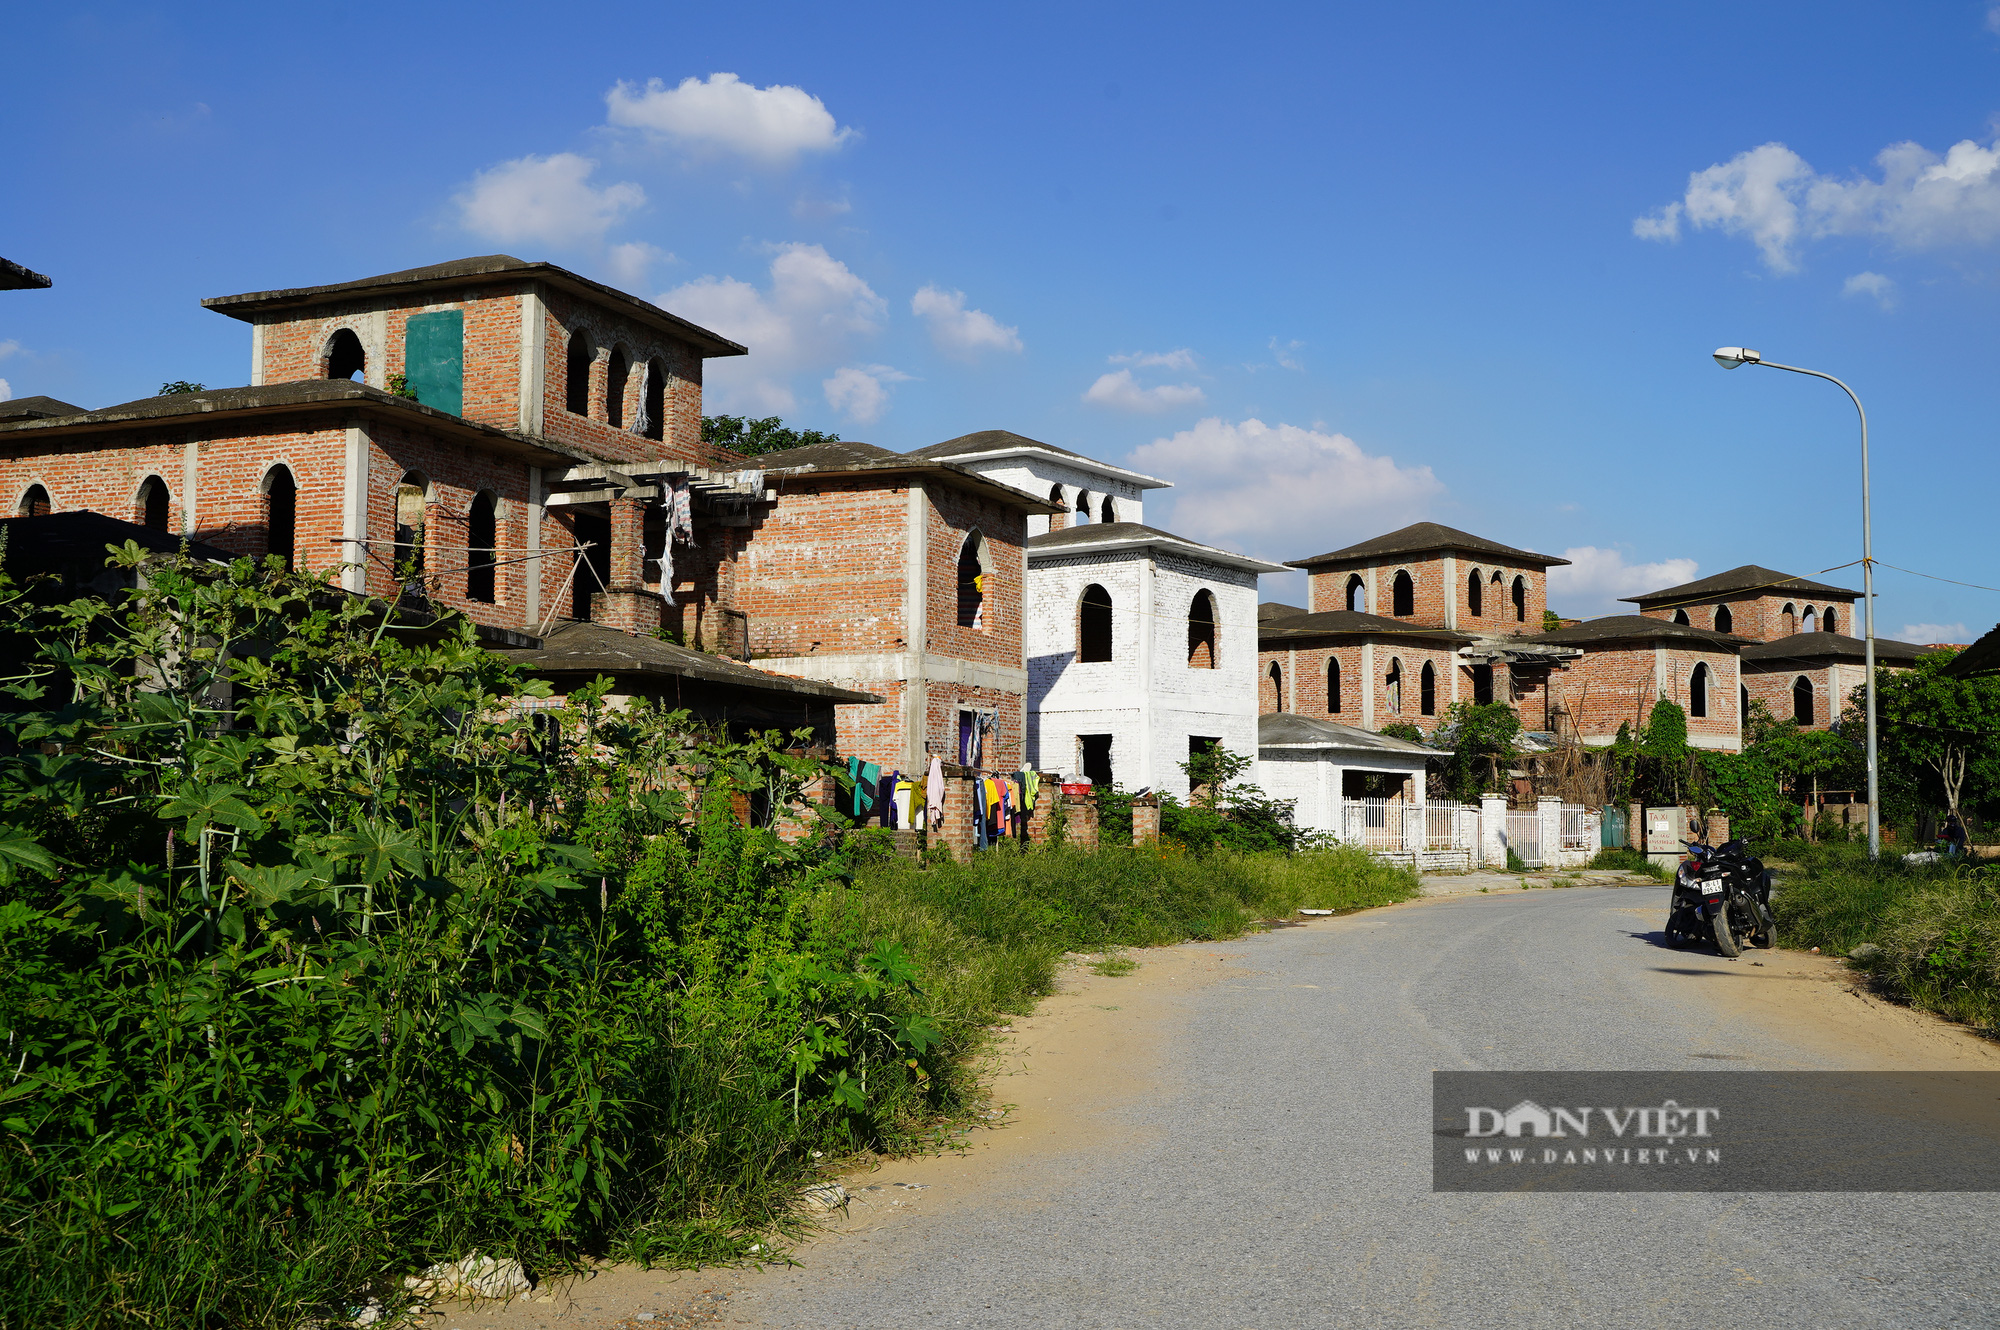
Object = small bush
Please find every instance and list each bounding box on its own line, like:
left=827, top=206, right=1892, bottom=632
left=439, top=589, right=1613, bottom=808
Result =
left=1589, top=846, right=1667, bottom=880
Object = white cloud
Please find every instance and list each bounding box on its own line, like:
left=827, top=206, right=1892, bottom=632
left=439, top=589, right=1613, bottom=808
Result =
left=911, top=285, right=1022, bottom=359
left=0, top=340, right=20, bottom=361
left=1083, top=370, right=1205, bottom=413
left=1988, top=4, right=2000, bottom=36
left=605, top=73, right=854, bottom=165
left=822, top=364, right=912, bottom=424
left=455, top=153, right=645, bottom=246
left=605, top=242, right=672, bottom=290
left=1268, top=337, right=1304, bottom=371
left=1110, top=348, right=1197, bottom=372
left=1902, top=622, right=1969, bottom=645
left=663, top=243, right=887, bottom=413
left=1126, top=417, right=1442, bottom=557
left=1842, top=270, right=1896, bottom=309
left=0, top=379, right=10, bottom=403
left=1546, top=547, right=1700, bottom=619
left=1636, top=132, right=2000, bottom=271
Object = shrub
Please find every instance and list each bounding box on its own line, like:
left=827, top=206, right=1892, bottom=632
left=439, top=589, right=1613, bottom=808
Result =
left=1588, top=846, right=1667, bottom=879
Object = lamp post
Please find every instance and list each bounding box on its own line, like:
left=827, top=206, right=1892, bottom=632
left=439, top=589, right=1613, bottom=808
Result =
left=1712, top=347, right=1879, bottom=859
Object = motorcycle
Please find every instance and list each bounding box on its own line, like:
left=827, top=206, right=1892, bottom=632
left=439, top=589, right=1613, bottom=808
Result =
left=1665, top=838, right=1775, bottom=957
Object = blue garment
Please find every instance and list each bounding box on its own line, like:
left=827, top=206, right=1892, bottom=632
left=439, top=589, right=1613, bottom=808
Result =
left=858, top=763, right=881, bottom=819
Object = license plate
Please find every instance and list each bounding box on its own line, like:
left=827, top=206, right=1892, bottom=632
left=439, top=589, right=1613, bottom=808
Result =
left=1700, top=880, right=1723, bottom=896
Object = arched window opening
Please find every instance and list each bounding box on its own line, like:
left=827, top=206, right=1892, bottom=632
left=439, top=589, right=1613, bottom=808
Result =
left=640, top=358, right=666, bottom=441
left=326, top=328, right=366, bottom=382
left=1074, top=491, right=1091, bottom=525
left=1793, top=675, right=1815, bottom=725
left=1674, top=609, right=1690, bottom=625
left=394, top=472, right=428, bottom=576
left=466, top=491, right=497, bottom=602
left=1346, top=574, right=1366, bottom=613
left=565, top=330, right=593, bottom=417
left=17, top=484, right=49, bottom=518
left=1471, top=663, right=1494, bottom=705
left=1386, top=658, right=1404, bottom=714
left=604, top=348, right=629, bottom=429
left=1420, top=661, right=1436, bottom=716
left=1100, top=495, right=1117, bottom=523
left=1690, top=662, right=1710, bottom=718
left=1327, top=658, right=1342, bottom=713
left=263, top=466, right=296, bottom=570
left=137, top=476, right=169, bottom=532
left=1741, top=683, right=1749, bottom=718
left=1802, top=606, right=1818, bottom=634
left=956, top=532, right=987, bottom=628
left=1511, top=576, right=1527, bottom=622
left=1392, top=570, right=1414, bottom=617
left=1078, top=583, right=1113, bottom=662
left=1187, top=590, right=1218, bottom=668
left=1467, top=570, right=1483, bottom=617
left=1782, top=603, right=1797, bottom=636
left=1267, top=661, right=1284, bottom=712
left=1715, top=604, right=1734, bottom=634
left=571, top=512, right=609, bottom=620
left=1824, top=607, right=1840, bottom=634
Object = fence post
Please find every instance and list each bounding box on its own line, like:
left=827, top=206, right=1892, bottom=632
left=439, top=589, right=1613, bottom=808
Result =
left=1480, top=793, right=1506, bottom=868
left=1131, top=794, right=1161, bottom=844
left=1538, top=796, right=1562, bottom=867
left=1627, top=800, right=1643, bottom=851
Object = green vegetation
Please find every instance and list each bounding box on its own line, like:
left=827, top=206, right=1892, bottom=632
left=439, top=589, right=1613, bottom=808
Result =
left=1158, top=744, right=1300, bottom=854
left=385, top=372, right=420, bottom=401
left=1431, top=702, right=1521, bottom=802
left=157, top=381, right=205, bottom=396
left=1588, top=846, right=1667, bottom=880
left=702, top=414, right=843, bottom=458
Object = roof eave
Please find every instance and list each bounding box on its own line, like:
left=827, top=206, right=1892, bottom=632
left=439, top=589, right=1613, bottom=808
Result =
left=928, top=446, right=1173, bottom=490
left=1029, top=533, right=1286, bottom=573
left=764, top=461, right=1060, bottom=514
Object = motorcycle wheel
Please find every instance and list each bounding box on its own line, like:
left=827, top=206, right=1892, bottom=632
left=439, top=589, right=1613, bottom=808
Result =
left=1752, top=903, right=1776, bottom=949
left=1711, top=905, right=1742, bottom=958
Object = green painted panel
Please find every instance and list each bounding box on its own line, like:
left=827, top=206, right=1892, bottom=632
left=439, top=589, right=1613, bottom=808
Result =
left=405, top=309, right=464, bottom=417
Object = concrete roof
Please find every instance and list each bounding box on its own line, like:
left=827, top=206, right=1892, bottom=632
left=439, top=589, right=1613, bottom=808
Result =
left=0, top=396, right=87, bottom=423
left=0, top=380, right=588, bottom=468
left=1258, top=712, right=1447, bottom=757
left=1257, top=607, right=1475, bottom=646
left=0, top=511, right=235, bottom=565
left=493, top=620, right=883, bottom=704
left=754, top=440, right=1061, bottom=514
left=1, top=258, right=51, bottom=291
left=202, top=255, right=748, bottom=359
left=1025, top=521, right=1287, bottom=573
left=1527, top=615, right=1748, bottom=649
left=1258, top=600, right=1308, bottom=621
left=905, top=430, right=1172, bottom=489
left=1620, top=564, right=1859, bottom=605
left=1942, top=628, right=2000, bottom=680
left=1739, top=631, right=1930, bottom=667
left=1288, top=522, right=1569, bottom=570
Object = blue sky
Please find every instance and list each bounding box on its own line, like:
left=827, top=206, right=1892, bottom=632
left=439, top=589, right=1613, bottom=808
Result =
left=6, top=2, right=2000, bottom=635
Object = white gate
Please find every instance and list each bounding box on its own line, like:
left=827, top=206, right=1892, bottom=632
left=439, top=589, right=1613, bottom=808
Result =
left=1505, top=809, right=1543, bottom=867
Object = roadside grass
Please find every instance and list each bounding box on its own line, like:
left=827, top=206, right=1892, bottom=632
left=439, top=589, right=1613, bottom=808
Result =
left=1589, top=847, right=1668, bottom=880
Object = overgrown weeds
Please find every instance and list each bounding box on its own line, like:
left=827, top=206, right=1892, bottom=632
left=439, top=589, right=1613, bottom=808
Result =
left=1588, top=846, right=1667, bottom=879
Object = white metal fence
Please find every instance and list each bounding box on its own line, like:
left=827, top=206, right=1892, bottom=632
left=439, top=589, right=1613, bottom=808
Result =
left=1343, top=797, right=1405, bottom=851
left=1505, top=809, right=1543, bottom=867
left=1560, top=804, right=1592, bottom=852
left=1424, top=803, right=1482, bottom=851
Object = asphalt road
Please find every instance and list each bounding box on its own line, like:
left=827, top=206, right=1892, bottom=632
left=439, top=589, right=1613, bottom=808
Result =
left=731, top=882, right=2000, bottom=1329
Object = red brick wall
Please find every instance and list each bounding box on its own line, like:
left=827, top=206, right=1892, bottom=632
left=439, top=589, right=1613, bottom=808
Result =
left=1255, top=639, right=1459, bottom=735
left=1305, top=552, right=1547, bottom=634
left=1640, top=592, right=1855, bottom=641
left=924, top=480, right=1026, bottom=670
left=538, top=289, right=716, bottom=465
left=1542, top=641, right=1740, bottom=747
left=728, top=480, right=911, bottom=658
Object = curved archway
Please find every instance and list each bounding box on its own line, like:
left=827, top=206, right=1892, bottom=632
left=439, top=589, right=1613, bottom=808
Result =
left=1690, top=662, right=1710, bottom=718
left=1674, top=609, right=1691, bottom=625
left=1100, top=495, right=1117, bottom=524
left=1346, top=574, right=1366, bottom=613
left=565, top=329, right=594, bottom=417
left=1467, top=569, right=1483, bottom=617
left=1267, top=660, right=1284, bottom=711
left=604, top=347, right=629, bottom=429
left=956, top=531, right=988, bottom=628
left=1793, top=675, right=1815, bottom=725
left=1802, top=606, right=1818, bottom=634
left=263, top=465, right=297, bottom=569
left=1326, top=657, right=1342, bottom=713
left=466, top=490, right=498, bottom=602
left=1386, top=657, right=1404, bottom=713
left=136, top=475, right=170, bottom=532
left=1187, top=590, right=1218, bottom=668
left=1392, top=570, right=1414, bottom=617
left=395, top=471, right=429, bottom=575
left=1073, top=491, right=1092, bottom=525
left=1420, top=661, right=1436, bottom=716
left=640, top=358, right=666, bottom=441
left=1782, top=602, right=1797, bottom=636
left=1511, top=576, right=1527, bottom=623
left=1078, top=583, right=1113, bottom=662
left=325, top=328, right=366, bottom=382
left=16, top=484, right=49, bottom=518
left=1824, top=606, right=1840, bottom=634
left=1715, top=604, right=1734, bottom=634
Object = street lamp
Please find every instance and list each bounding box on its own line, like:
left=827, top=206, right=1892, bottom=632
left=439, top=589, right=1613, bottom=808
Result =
left=1712, top=347, right=1880, bottom=859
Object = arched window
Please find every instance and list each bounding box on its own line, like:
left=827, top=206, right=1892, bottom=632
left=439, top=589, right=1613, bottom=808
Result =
left=1074, top=491, right=1091, bottom=525
left=604, top=348, right=629, bottom=429
left=1793, top=675, right=1815, bottom=725
left=263, top=465, right=296, bottom=570
left=1782, top=602, right=1797, bottom=636
left=1187, top=590, right=1218, bottom=668
left=1386, top=658, right=1404, bottom=713
left=1267, top=660, right=1284, bottom=711
left=326, top=328, right=366, bottom=382
left=565, top=330, right=593, bottom=417
left=16, top=484, right=49, bottom=517
left=640, top=358, right=666, bottom=441
left=1326, top=657, right=1342, bottom=713
left=1824, top=607, right=1839, bottom=634
left=1674, top=609, right=1690, bottom=625
left=1346, top=574, right=1366, bottom=613
left=1078, top=583, right=1113, bottom=662
left=1392, top=570, right=1414, bottom=617
left=1420, top=661, right=1436, bottom=716
left=1100, top=495, right=1117, bottom=524
left=1802, top=606, right=1818, bottom=634
left=394, top=472, right=428, bottom=575
left=956, top=531, right=987, bottom=628
left=137, top=476, right=169, bottom=532
left=1511, top=576, right=1527, bottom=622
left=466, top=491, right=497, bottom=602
left=1690, top=662, right=1709, bottom=718
left=1741, top=683, right=1749, bottom=718
left=1467, top=570, right=1483, bottom=617
left=1715, top=604, right=1734, bottom=634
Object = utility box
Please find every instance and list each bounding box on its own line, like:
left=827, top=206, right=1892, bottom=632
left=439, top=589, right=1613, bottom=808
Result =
left=1644, top=806, right=1688, bottom=866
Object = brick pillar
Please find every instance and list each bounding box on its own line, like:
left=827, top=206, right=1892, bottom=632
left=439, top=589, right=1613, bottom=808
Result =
left=1479, top=793, right=1506, bottom=868
left=935, top=763, right=979, bottom=861
left=1025, top=773, right=1059, bottom=844
left=1062, top=793, right=1100, bottom=852
left=592, top=495, right=661, bottom=634
left=1131, top=795, right=1161, bottom=844
left=1627, top=801, right=1643, bottom=851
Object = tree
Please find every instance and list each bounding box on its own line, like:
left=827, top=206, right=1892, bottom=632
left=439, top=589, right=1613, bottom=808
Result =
left=1542, top=609, right=1562, bottom=632
left=158, top=380, right=205, bottom=395
left=703, top=414, right=844, bottom=457
left=1862, top=649, right=2000, bottom=828
left=1431, top=702, right=1520, bottom=802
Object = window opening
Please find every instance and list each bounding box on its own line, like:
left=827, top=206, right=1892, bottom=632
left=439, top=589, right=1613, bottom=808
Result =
left=1079, top=733, right=1113, bottom=787
left=1074, top=491, right=1091, bottom=525
left=1793, top=675, right=1814, bottom=725
left=17, top=484, right=49, bottom=518
left=1715, top=604, right=1734, bottom=634
left=1741, top=683, right=1749, bottom=719
left=1187, top=590, right=1217, bottom=668
left=1467, top=570, right=1483, bottom=617
left=641, top=359, right=666, bottom=441
left=1078, top=583, right=1113, bottom=662
left=1327, top=657, right=1342, bottom=713
left=1267, top=661, right=1284, bottom=711
left=1690, top=662, right=1709, bottom=718
left=1100, top=495, right=1117, bottom=523
left=1674, top=609, right=1690, bottom=625
left=1392, top=570, right=1414, bottom=617
left=1346, top=574, right=1366, bottom=613
left=957, top=532, right=987, bottom=628
left=326, top=328, right=366, bottom=382
left=1782, top=603, right=1797, bottom=635
left=1802, top=606, right=1818, bottom=634
left=138, top=476, right=169, bottom=532
left=1824, top=607, right=1839, bottom=634
left=1386, top=658, right=1403, bottom=713
left=1511, top=576, right=1527, bottom=622
left=605, top=348, right=628, bottom=429
left=566, top=330, right=593, bottom=416
left=466, top=491, right=497, bottom=602
left=1420, top=661, right=1436, bottom=716
left=264, top=466, right=296, bottom=570
left=1471, top=663, right=1493, bottom=705
left=394, top=473, right=428, bottom=576
left=572, top=513, right=610, bottom=620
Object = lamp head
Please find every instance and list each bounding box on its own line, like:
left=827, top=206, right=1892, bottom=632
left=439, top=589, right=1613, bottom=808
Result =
left=1713, top=347, right=1762, bottom=369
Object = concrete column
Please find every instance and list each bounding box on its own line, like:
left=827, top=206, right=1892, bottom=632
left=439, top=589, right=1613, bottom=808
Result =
left=903, top=484, right=930, bottom=772
left=1539, top=795, right=1563, bottom=867
left=1442, top=554, right=1458, bottom=629
left=1287, top=647, right=1298, bottom=712
left=1362, top=641, right=1377, bottom=729
left=180, top=437, right=199, bottom=537
left=1480, top=793, right=1507, bottom=868
left=525, top=468, right=543, bottom=630
left=518, top=292, right=546, bottom=435
left=341, top=419, right=369, bottom=594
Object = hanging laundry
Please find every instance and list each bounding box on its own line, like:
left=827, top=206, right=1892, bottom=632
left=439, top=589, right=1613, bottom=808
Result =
left=877, top=771, right=897, bottom=828
left=971, top=783, right=985, bottom=848
left=668, top=479, right=695, bottom=547
left=926, top=756, right=945, bottom=830
left=857, top=762, right=881, bottom=820
left=893, top=779, right=914, bottom=831
left=1022, top=769, right=1039, bottom=813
